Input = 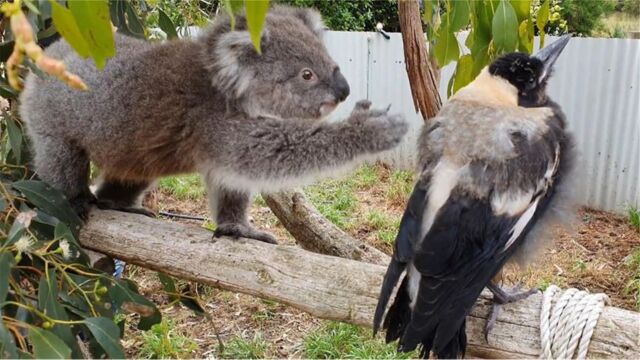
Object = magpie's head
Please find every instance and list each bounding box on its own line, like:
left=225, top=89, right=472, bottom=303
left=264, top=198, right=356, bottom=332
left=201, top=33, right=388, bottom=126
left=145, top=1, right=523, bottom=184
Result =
left=489, top=35, right=570, bottom=107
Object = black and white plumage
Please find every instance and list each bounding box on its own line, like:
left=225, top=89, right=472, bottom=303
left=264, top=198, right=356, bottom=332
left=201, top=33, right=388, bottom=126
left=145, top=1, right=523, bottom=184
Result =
left=373, top=36, right=574, bottom=359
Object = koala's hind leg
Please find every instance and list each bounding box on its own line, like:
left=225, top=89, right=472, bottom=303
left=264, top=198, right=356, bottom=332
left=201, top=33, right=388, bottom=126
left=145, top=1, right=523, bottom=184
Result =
left=32, top=137, right=94, bottom=219
left=95, top=178, right=155, bottom=217
left=209, top=186, right=277, bottom=244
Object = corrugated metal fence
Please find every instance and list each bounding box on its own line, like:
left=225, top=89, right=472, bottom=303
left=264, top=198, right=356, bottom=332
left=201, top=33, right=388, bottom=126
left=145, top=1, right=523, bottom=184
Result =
left=323, top=31, right=639, bottom=214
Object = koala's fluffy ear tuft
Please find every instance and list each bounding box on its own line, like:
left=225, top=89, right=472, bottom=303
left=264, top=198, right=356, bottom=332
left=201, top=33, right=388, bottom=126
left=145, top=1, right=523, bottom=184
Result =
left=271, top=5, right=326, bottom=38
left=202, top=23, right=269, bottom=99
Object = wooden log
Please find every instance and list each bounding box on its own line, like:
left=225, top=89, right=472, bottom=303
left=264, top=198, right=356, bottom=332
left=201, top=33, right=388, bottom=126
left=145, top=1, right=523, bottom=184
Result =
left=263, top=190, right=389, bottom=266
left=79, top=210, right=640, bottom=359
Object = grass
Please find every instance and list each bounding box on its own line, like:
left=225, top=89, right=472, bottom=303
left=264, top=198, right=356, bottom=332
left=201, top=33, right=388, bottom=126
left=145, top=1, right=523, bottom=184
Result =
left=306, top=179, right=358, bottom=230
left=603, top=11, right=640, bottom=33
left=365, top=210, right=401, bottom=245
left=623, top=247, right=640, bottom=311
left=221, top=332, right=269, bottom=359
left=138, top=319, right=198, bottom=359
left=628, top=206, right=640, bottom=232
left=385, top=170, right=415, bottom=208
left=158, top=174, right=206, bottom=200
left=304, top=321, right=416, bottom=359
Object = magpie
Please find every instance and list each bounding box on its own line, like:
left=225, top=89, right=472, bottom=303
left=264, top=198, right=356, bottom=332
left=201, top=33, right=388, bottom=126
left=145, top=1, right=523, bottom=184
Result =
left=373, top=35, right=574, bottom=359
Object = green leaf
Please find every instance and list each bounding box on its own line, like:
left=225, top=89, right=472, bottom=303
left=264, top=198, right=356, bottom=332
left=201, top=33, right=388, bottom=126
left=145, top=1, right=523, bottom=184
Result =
left=158, top=9, right=178, bottom=39
left=536, top=0, right=550, bottom=32
left=223, top=0, right=245, bottom=29
left=23, top=0, right=41, bottom=15
left=37, top=269, right=82, bottom=358
left=12, top=180, right=83, bottom=237
left=452, top=54, right=474, bottom=94
left=536, top=0, right=549, bottom=48
left=109, top=279, right=160, bottom=330
left=510, top=0, right=530, bottom=21
left=471, top=45, right=491, bottom=77
left=84, top=317, right=125, bottom=359
left=492, top=0, right=519, bottom=53
left=50, top=0, right=91, bottom=58
left=28, top=328, right=71, bottom=359
left=0, top=320, right=18, bottom=359
left=5, top=116, right=22, bottom=165
left=0, top=252, right=15, bottom=304
left=450, top=0, right=470, bottom=32
left=157, top=272, right=178, bottom=301
left=518, top=19, right=534, bottom=53
left=434, top=31, right=460, bottom=67
left=124, top=2, right=146, bottom=37
left=245, top=0, right=269, bottom=54
left=67, top=0, right=116, bottom=69
left=0, top=79, right=19, bottom=99
left=422, top=0, right=433, bottom=25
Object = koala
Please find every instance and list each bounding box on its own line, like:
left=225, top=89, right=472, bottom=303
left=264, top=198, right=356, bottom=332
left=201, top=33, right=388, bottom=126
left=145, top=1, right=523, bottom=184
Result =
left=19, top=5, right=408, bottom=244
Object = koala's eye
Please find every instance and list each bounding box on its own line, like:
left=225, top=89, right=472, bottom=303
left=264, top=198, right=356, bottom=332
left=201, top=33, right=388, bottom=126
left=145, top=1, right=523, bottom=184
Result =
left=301, top=69, right=315, bottom=81
left=529, top=78, right=535, bottom=83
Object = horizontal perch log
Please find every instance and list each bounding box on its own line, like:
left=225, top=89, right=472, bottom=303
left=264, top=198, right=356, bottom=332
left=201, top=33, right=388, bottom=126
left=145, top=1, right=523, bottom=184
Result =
left=79, top=210, right=639, bottom=359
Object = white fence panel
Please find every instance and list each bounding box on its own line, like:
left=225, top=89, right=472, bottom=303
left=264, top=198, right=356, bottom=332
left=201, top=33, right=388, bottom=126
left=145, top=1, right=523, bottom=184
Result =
left=323, top=32, right=639, bottom=213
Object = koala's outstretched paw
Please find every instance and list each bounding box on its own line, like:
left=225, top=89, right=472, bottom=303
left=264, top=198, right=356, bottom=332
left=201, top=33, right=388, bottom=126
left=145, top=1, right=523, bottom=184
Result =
left=347, top=100, right=408, bottom=152
left=214, top=223, right=278, bottom=244
left=70, top=192, right=97, bottom=221
left=95, top=199, right=157, bottom=218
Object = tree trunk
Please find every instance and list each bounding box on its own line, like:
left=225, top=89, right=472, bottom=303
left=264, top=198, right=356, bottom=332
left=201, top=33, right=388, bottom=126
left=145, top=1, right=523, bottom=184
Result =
left=398, top=0, right=442, bottom=120
left=80, top=210, right=640, bottom=359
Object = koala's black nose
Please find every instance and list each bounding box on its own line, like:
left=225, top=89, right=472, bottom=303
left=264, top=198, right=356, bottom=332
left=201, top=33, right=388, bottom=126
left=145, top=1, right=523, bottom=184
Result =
left=333, top=68, right=350, bottom=102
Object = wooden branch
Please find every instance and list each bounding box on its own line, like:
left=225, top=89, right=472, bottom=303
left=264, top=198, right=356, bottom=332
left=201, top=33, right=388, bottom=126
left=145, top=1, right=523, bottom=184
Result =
left=263, top=190, right=389, bottom=266
left=398, top=0, right=442, bottom=120
left=80, top=210, right=640, bottom=359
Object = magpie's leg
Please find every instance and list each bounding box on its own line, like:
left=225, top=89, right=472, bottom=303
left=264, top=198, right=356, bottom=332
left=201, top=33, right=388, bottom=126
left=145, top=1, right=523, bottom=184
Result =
left=484, top=282, right=539, bottom=341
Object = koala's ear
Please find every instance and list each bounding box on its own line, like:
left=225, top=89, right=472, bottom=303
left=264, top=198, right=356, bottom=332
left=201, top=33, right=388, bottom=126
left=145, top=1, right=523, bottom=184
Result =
left=272, top=6, right=326, bottom=38
left=294, top=8, right=326, bottom=37
left=205, top=29, right=269, bottom=98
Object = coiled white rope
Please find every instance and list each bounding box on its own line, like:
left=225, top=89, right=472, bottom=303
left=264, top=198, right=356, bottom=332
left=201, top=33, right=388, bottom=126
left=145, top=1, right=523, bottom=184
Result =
left=539, top=285, right=609, bottom=359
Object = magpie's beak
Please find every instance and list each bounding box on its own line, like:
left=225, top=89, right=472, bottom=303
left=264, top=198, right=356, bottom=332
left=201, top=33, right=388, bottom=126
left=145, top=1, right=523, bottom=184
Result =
left=534, top=34, right=571, bottom=82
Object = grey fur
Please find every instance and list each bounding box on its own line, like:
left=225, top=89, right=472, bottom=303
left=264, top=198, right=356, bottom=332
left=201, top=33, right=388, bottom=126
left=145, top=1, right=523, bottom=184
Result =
left=19, top=6, right=408, bottom=243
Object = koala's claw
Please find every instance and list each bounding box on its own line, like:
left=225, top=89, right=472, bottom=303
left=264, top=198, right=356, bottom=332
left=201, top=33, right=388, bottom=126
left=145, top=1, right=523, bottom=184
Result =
left=70, top=192, right=97, bottom=221
left=214, top=223, right=278, bottom=244
left=95, top=199, right=157, bottom=218
left=353, top=100, right=372, bottom=111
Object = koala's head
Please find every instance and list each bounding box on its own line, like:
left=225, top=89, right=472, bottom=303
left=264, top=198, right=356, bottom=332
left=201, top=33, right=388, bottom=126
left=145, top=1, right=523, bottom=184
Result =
left=201, top=5, right=350, bottom=120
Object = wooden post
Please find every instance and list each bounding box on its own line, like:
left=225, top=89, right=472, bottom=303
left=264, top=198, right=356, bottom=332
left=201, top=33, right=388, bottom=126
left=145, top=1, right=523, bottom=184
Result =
left=80, top=210, right=640, bottom=359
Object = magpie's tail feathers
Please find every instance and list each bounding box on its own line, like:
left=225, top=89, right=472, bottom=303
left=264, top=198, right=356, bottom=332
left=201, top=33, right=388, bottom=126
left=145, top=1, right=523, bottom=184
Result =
left=383, top=275, right=412, bottom=343
left=373, top=259, right=406, bottom=335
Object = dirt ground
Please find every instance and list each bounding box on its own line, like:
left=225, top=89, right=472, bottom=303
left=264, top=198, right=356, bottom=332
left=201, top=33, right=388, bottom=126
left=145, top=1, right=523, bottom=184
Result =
left=121, top=165, right=640, bottom=358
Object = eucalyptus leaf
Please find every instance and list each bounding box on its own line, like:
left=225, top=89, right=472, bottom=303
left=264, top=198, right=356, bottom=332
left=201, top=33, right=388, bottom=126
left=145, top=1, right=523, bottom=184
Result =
left=68, top=0, right=116, bottom=69
left=536, top=0, right=550, bottom=32
left=518, top=19, right=534, bottom=53
left=28, top=328, right=71, bottom=359
left=510, top=0, right=530, bottom=21
left=0, top=78, right=19, bottom=99
left=50, top=0, right=91, bottom=58
left=0, top=252, right=15, bottom=303
left=450, top=0, right=470, bottom=32
left=492, top=0, right=519, bottom=53
left=157, top=272, right=178, bottom=301
left=109, top=279, right=160, bottom=330
left=37, top=269, right=83, bottom=358
left=536, top=0, right=549, bottom=48
left=245, top=0, right=269, bottom=53
left=12, top=180, right=83, bottom=236
left=158, top=9, right=178, bottom=39
left=124, top=2, right=146, bottom=38
left=0, top=320, right=18, bottom=359
left=5, top=116, right=22, bottom=165
left=223, top=0, right=245, bottom=29
left=452, top=54, right=474, bottom=94
left=84, top=317, right=125, bottom=359
left=434, top=31, right=459, bottom=67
